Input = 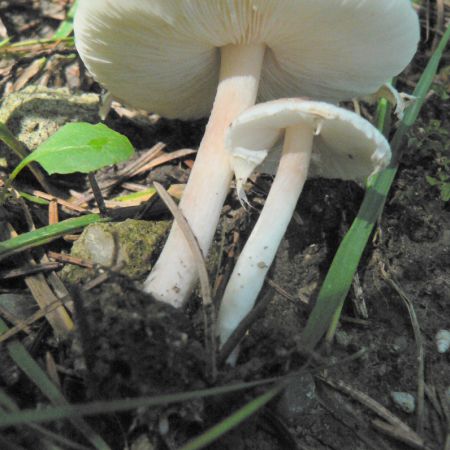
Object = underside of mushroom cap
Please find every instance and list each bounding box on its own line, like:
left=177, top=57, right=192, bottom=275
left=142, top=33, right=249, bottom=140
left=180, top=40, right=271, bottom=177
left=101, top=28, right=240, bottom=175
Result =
left=74, top=0, right=419, bottom=119
left=226, top=98, right=391, bottom=197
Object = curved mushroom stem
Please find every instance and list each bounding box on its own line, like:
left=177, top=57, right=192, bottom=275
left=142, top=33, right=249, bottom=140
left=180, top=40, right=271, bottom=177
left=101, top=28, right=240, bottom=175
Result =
left=144, top=43, right=265, bottom=307
left=218, top=123, right=314, bottom=348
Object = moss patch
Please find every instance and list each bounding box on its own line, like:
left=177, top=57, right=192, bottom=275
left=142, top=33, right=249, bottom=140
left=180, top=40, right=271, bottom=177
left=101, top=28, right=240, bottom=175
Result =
left=61, top=219, right=170, bottom=285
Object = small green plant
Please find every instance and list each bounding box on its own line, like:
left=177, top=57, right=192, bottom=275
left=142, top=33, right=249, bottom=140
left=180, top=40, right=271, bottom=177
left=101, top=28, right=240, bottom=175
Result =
left=9, top=122, right=134, bottom=180
left=1, top=122, right=134, bottom=201
left=426, top=156, right=450, bottom=201
left=408, top=119, right=450, bottom=202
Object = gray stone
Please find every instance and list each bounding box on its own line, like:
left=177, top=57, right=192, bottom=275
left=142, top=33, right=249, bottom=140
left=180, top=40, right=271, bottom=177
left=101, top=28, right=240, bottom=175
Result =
left=390, top=391, right=415, bottom=414
left=275, top=373, right=319, bottom=421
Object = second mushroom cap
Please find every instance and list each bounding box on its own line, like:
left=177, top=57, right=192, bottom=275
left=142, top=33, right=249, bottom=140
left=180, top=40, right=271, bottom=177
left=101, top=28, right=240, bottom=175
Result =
left=228, top=98, right=391, bottom=202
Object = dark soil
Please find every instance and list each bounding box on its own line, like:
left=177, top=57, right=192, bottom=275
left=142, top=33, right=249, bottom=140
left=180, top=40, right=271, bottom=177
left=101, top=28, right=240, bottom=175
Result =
left=0, top=2, right=449, bottom=450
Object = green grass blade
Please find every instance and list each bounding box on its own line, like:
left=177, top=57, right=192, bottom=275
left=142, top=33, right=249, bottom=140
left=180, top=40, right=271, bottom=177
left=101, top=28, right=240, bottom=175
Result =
left=375, top=97, right=392, bottom=135
left=179, top=385, right=284, bottom=450
left=0, top=390, right=17, bottom=411
left=0, top=37, right=12, bottom=48
left=325, top=97, right=393, bottom=344
left=0, top=213, right=109, bottom=261
left=0, top=318, right=111, bottom=449
left=0, top=37, right=74, bottom=55
left=52, top=1, right=78, bottom=39
left=18, top=191, right=50, bottom=205
left=0, top=377, right=281, bottom=428
left=300, top=25, right=450, bottom=351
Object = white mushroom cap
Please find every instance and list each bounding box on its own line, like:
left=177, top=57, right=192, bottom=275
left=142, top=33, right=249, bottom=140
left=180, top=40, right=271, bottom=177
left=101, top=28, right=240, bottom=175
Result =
left=227, top=98, right=391, bottom=197
left=74, top=0, right=419, bottom=119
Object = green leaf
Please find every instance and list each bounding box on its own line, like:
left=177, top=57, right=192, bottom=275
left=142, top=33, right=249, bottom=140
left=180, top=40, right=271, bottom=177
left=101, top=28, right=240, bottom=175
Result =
left=440, top=183, right=450, bottom=202
left=425, top=175, right=439, bottom=186
left=10, top=122, right=134, bottom=180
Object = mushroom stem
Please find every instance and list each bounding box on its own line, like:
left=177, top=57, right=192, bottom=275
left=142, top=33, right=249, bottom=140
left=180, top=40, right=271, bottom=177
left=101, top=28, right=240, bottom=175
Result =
left=144, top=43, right=265, bottom=307
left=218, top=123, right=314, bottom=347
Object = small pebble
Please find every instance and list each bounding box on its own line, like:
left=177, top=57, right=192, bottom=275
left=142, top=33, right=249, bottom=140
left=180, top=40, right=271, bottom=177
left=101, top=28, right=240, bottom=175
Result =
left=275, top=373, right=319, bottom=421
left=391, top=392, right=415, bottom=414
left=435, top=330, right=450, bottom=353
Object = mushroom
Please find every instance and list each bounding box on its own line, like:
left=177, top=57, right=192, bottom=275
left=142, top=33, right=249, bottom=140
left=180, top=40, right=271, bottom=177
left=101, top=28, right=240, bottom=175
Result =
left=218, top=98, right=391, bottom=348
left=74, top=1, right=419, bottom=308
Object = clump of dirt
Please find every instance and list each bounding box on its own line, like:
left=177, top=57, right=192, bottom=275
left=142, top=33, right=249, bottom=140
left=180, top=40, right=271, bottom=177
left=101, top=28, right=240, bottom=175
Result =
left=64, top=279, right=208, bottom=446
left=68, top=280, right=206, bottom=401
